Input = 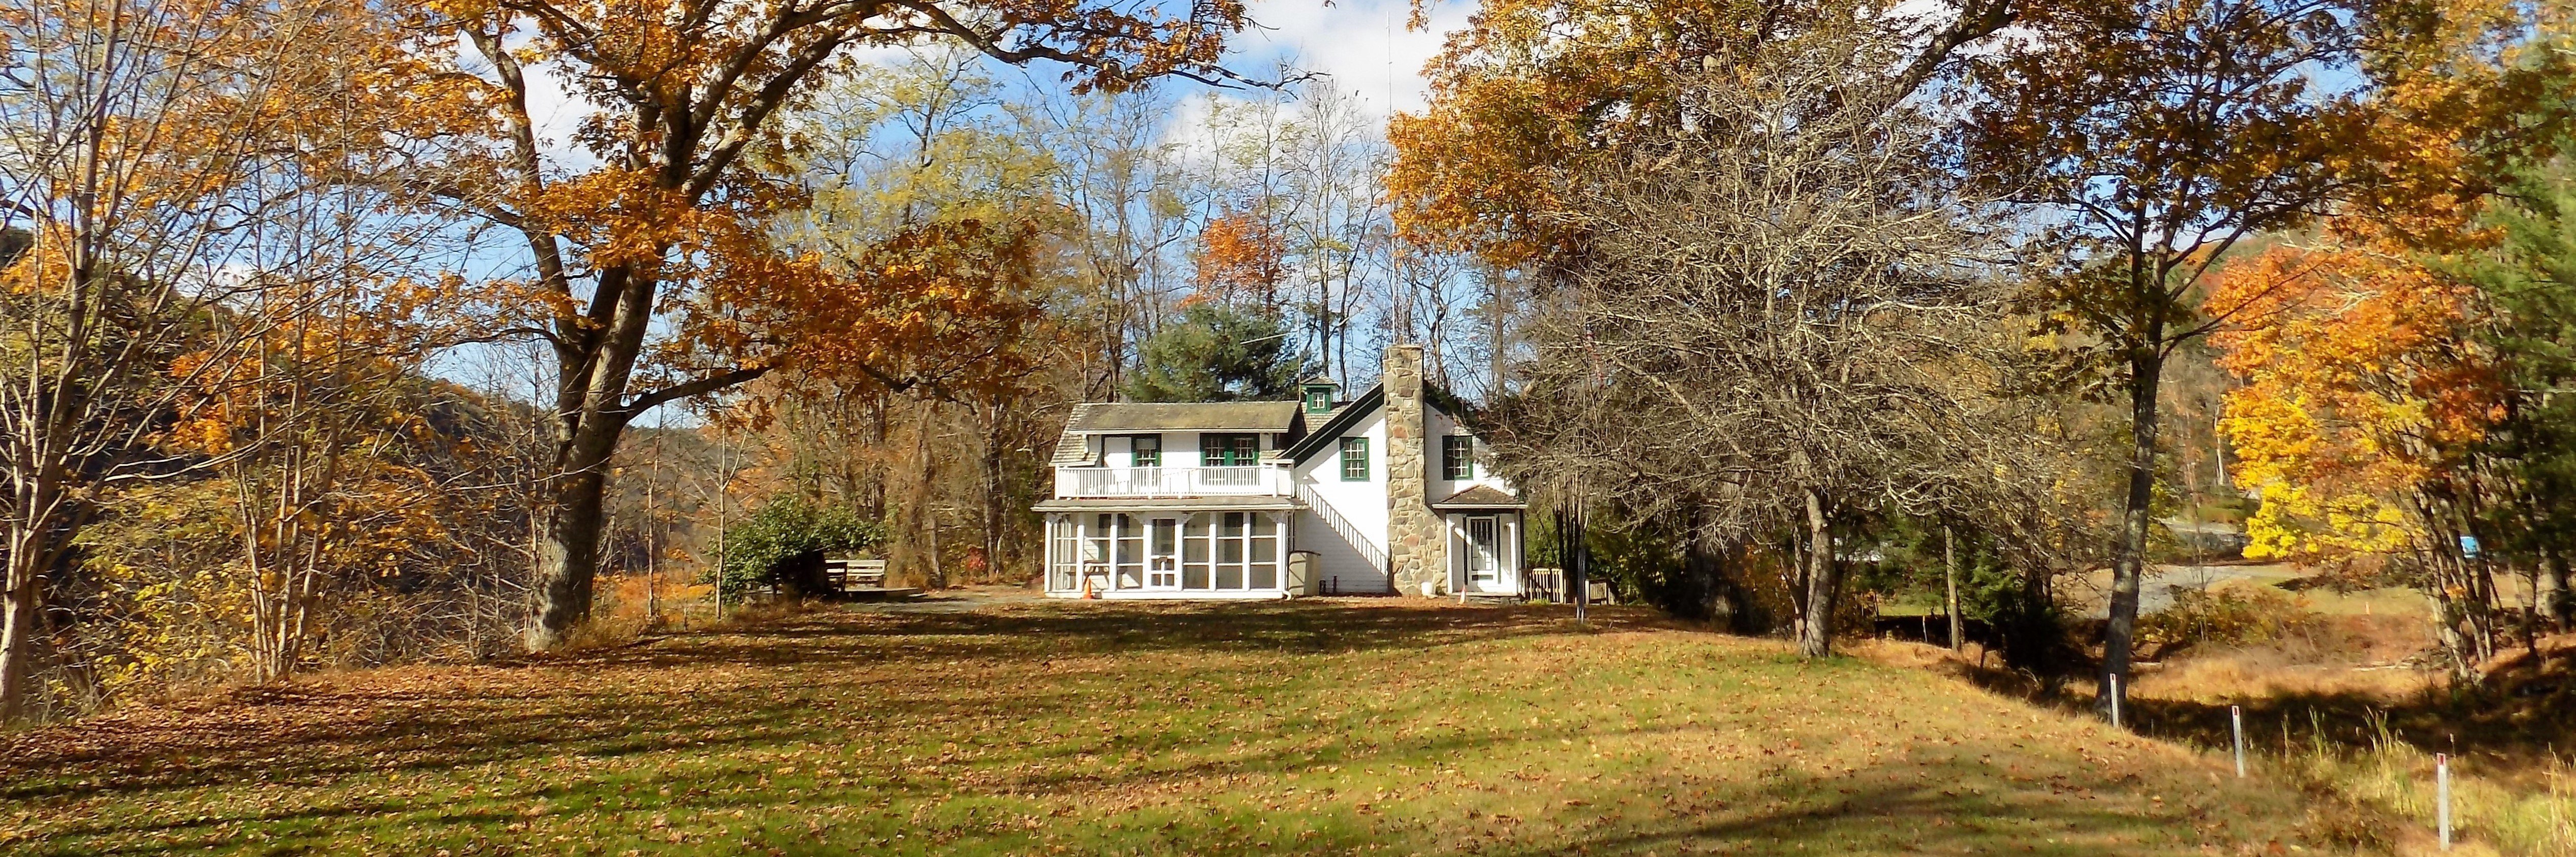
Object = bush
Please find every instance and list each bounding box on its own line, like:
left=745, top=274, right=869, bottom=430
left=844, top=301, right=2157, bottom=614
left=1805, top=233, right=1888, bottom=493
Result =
left=714, top=497, right=886, bottom=596
left=2137, top=580, right=2321, bottom=657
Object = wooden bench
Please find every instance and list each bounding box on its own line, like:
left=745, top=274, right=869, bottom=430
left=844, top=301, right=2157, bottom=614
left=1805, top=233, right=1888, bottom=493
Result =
left=826, top=558, right=887, bottom=591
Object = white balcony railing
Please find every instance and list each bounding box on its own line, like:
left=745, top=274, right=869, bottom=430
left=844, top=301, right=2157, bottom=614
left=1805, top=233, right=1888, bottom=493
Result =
left=1056, top=465, right=1288, bottom=498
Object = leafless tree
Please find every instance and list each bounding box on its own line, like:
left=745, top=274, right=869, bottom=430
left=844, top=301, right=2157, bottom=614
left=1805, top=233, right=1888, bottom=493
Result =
left=1487, top=31, right=2033, bottom=657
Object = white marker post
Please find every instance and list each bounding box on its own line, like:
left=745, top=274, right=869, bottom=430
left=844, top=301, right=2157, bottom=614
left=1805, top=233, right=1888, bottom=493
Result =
left=2231, top=705, right=2245, bottom=778
left=2108, top=674, right=2122, bottom=728
left=2437, top=753, right=2452, bottom=850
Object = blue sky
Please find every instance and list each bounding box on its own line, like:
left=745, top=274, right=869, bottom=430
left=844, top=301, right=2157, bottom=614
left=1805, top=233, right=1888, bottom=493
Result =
left=431, top=0, right=1483, bottom=415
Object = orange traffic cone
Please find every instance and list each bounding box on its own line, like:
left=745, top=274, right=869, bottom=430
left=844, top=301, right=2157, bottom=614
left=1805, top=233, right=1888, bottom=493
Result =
left=1081, top=577, right=1098, bottom=599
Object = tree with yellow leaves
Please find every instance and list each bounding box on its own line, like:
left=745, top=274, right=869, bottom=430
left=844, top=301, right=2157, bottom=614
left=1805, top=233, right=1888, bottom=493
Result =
left=2208, top=239, right=2512, bottom=664
left=0, top=0, right=423, bottom=720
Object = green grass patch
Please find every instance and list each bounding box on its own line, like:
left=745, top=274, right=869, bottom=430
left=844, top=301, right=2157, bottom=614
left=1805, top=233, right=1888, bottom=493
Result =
left=3, top=600, right=2355, bottom=854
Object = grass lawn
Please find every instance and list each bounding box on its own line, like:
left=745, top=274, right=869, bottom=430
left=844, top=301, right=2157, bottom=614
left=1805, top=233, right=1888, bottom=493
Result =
left=2, top=597, right=2371, bottom=855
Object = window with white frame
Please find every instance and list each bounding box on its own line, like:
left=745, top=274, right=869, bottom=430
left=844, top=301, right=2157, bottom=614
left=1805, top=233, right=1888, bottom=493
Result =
left=1443, top=435, right=1474, bottom=480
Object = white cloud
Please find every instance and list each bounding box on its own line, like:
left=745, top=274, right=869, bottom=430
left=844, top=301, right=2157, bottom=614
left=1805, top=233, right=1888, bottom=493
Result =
left=1241, top=0, right=1476, bottom=120
left=1145, top=0, right=1477, bottom=154
left=460, top=1, right=1482, bottom=171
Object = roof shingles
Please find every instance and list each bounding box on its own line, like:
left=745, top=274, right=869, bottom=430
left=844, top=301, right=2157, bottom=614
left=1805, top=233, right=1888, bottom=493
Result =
left=1065, top=401, right=1300, bottom=433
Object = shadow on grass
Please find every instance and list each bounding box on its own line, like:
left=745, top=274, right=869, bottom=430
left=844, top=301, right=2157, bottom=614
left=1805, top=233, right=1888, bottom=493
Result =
left=0, top=600, right=1652, bottom=804
left=1953, top=639, right=2576, bottom=780
left=2124, top=682, right=2574, bottom=772
left=0, top=597, right=2338, bottom=856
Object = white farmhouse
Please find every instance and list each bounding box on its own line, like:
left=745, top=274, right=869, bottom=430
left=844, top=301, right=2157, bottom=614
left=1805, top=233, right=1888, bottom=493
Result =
left=1036, top=344, right=1525, bottom=599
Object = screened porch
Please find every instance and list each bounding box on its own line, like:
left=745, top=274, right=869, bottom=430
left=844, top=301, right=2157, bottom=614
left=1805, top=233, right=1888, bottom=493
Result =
left=1044, top=511, right=1298, bottom=597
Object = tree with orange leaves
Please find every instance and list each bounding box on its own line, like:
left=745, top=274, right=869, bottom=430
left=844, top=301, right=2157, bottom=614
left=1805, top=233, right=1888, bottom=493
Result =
left=1193, top=208, right=1286, bottom=304
left=1386, top=0, right=2019, bottom=270
left=392, top=0, right=1257, bottom=649
left=0, top=0, right=427, bottom=720
left=2199, top=6, right=2576, bottom=668
left=2208, top=239, right=2513, bottom=663
left=1958, top=0, right=2474, bottom=715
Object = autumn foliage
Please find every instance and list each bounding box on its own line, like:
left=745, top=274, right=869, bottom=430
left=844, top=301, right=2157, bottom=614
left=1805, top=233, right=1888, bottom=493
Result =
left=1192, top=209, right=1286, bottom=301
left=2210, top=240, right=2498, bottom=563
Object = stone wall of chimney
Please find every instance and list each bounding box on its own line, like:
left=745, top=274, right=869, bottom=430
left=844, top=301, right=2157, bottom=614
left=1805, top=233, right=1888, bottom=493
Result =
left=1382, top=343, right=1446, bottom=595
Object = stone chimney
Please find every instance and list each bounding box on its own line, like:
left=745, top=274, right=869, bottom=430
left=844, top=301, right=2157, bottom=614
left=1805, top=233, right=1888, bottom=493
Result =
left=1383, top=343, right=1446, bottom=595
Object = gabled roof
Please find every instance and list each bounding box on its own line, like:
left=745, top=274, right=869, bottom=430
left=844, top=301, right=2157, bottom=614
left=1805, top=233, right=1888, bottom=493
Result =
left=1281, top=383, right=1385, bottom=463
left=1065, top=401, right=1300, bottom=433
left=1433, top=485, right=1525, bottom=509
left=1279, top=380, right=1481, bottom=465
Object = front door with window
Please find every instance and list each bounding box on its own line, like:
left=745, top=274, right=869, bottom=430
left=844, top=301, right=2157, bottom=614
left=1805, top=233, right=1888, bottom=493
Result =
left=1465, top=516, right=1502, bottom=592
left=1146, top=518, right=1181, bottom=589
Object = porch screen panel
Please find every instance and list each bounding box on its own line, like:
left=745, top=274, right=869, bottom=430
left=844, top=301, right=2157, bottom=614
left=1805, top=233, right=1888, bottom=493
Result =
left=1182, top=515, right=1212, bottom=589
left=1249, top=514, right=1279, bottom=589
left=1049, top=517, right=1075, bottom=590
left=1217, top=513, right=1247, bottom=589
left=1148, top=518, right=1180, bottom=587
left=1112, top=514, right=1143, bottom=589
left=1083, top=514, right=1110, bottom=578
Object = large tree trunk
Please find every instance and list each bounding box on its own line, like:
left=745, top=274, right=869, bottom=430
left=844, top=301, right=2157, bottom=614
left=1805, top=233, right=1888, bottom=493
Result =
left=527, top=447, right=613, bottom=650
left=2100, top=348, right=2164, bottom=717
left=0, top=529, right=41, bottom=722
left=1798, top=488, right=1841, bottom=658
left=0, top=469, right=70, bottom=721
left=525, top=333, right=637, bottom=650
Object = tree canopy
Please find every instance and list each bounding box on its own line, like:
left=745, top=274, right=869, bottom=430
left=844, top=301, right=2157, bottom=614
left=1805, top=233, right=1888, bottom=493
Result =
left=1123, top=302, right=1309, bottom=403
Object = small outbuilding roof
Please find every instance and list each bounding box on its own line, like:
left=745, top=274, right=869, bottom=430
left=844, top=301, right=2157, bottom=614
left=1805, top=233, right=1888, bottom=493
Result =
left=1432, top=485, right=1525, bottom=509
left=1065, top=401, right=1301, bottom=433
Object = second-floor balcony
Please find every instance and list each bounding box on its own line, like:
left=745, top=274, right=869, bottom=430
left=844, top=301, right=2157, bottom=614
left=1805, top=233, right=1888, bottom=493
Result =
left=1056, top=465, right=1289, bottom=498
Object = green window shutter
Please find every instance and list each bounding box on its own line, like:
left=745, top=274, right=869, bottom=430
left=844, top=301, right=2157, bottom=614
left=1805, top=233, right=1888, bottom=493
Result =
left=1339, top=437, right=1369, bottom=481
left=1443, top=436, right=1473, bottom=480
left=1202, top=433, right=1256, bottom=466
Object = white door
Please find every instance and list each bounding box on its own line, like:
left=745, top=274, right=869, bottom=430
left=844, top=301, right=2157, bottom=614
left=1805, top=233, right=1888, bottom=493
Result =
left=1146, top=518, right=1182, bottom=589
left=1466, top=516, right=1501, bottom=592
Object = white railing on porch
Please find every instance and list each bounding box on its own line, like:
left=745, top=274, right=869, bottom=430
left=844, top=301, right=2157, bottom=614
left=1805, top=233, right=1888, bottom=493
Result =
left=1295, top=482, right=1388, bottom=574
left=1055, top=465, right=1288, bottom=497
